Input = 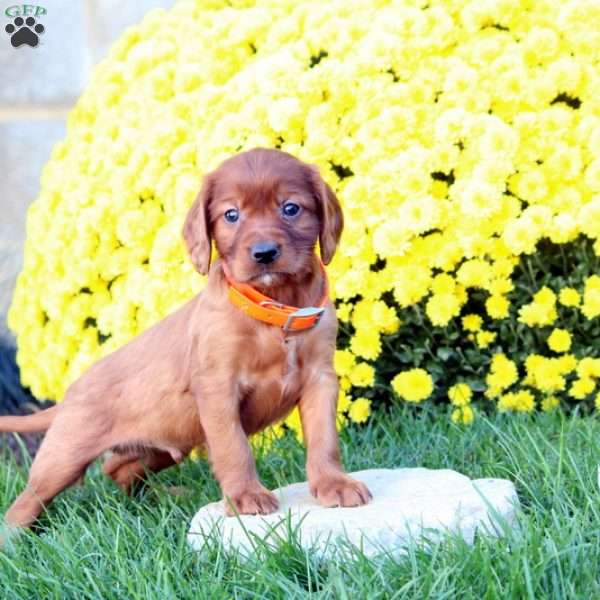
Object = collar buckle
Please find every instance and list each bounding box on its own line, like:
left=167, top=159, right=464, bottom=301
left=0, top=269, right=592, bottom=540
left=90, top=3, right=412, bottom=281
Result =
left=283, top=306, right=325, bottom=333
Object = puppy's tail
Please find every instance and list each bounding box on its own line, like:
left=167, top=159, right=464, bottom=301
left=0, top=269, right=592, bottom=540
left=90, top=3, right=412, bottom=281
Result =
left=0, top=405, right=60, bottom=433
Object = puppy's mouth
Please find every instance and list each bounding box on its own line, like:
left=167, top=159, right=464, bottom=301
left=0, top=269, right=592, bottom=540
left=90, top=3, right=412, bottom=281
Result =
left=223, top=258, right=298, bottom=288
left=246, top=270, right=290, bottom=287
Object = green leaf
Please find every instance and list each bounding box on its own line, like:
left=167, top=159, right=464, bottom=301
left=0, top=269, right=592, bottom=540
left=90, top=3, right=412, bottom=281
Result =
left=437, top=347, right=455, bottom=361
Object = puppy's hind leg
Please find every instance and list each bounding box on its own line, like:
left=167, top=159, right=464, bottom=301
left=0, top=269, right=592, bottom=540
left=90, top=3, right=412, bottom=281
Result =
left=2, top=413, right=106, bottom=536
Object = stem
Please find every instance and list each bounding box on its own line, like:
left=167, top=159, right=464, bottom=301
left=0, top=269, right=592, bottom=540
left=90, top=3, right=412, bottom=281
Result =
left=558, top=244, right=568, bottom=276
left=526, top=256, right=538, bottom=290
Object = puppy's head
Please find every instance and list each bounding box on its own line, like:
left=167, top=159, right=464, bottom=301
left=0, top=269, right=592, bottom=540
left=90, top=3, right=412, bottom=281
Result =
left=183, top=148, right=343, bottom=286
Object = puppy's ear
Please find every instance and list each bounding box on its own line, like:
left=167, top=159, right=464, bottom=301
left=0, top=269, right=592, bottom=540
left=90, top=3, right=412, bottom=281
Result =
left=308, top=165, right=344, bottom=264
left=183, top=174, right=214, bottom=275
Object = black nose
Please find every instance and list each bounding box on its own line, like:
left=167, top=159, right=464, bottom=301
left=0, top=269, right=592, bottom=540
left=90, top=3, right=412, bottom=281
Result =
left=251, top=241, right=281, bottom=264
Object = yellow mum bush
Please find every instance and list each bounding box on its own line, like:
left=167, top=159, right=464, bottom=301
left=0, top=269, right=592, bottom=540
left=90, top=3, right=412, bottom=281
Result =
left=8, top=0, right=600, bottom=433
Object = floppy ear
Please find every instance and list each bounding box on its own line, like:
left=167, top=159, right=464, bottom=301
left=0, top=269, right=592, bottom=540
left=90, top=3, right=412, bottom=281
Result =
left=182, top=174, right=214, bottom=275
left=308, top=165, right=344, bottom=264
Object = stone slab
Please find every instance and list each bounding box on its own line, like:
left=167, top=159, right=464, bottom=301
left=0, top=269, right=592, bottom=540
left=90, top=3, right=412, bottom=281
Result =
left=188, top=468, right=520, bottom=559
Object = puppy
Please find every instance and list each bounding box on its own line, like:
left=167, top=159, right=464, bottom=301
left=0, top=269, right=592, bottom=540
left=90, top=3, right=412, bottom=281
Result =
left=0, top=148, right=371, bottom=540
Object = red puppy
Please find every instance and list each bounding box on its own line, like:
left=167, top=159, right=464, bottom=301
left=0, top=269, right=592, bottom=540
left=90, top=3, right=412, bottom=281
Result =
left=0, top=148, right=371, bottom=542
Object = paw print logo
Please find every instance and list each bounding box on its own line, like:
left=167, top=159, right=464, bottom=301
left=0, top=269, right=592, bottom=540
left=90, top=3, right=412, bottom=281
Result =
left=5, top=16, right=45, bottom=48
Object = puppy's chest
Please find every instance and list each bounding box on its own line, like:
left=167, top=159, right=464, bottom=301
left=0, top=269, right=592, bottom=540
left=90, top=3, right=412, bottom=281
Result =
left=239, top=336, right=304, bottom=431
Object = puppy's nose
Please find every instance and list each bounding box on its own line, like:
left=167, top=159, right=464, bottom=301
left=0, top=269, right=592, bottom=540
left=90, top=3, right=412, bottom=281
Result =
left=251, top=241, right=281, bottom=264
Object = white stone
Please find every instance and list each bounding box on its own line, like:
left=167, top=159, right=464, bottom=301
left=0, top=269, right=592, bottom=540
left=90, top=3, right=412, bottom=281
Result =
left=188, top=468, right=519, bottom=558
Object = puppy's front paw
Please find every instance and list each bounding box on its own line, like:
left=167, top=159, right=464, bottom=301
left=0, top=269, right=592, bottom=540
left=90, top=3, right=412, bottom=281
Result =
left=311, top=475, right=372, bottom=508
left=224, top=484, right=279, bottom=516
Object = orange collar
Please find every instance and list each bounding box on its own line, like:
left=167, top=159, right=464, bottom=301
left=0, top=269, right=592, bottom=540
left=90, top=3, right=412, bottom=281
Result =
left=221, top=262, right=329, bottom=333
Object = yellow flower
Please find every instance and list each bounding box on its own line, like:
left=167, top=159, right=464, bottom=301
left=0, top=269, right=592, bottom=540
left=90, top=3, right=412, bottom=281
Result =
left=401, top=195, right=441, bottom=235
left=339, top=376, right=352, bottom=392
left=372, top=220, right=411, bottom=259
left=576, top=357, right=600, bottom=379
left=451, top=405, right=474, bottom=425
left=336, top=303, right=353, bottom=322
left=189, top=446, right=208, bottom=461
left=350, top=329, right=381, bottom=361
left=456, top=259, right=492, bottom=288
left=502, top=216, right=541, bottom=255
left=336, top=412, right=348, bottom=430
left=498, top=390, right=536, bottom=413
left=541, top=395, right=559, bottom=412
left=431, top=274, right=456, bottom=295
left=352, top=299, right=400, bottom=335
left=348, top=397, right=371, bottom=424
left=426, top=293, right=462, bottom=326
left=582, top=276, right=600, bottom=319
left=486, top=295, right=510, bottom=319
left=518, top=287, right=557, bottom=327
left=487, top=277, right=514, bottom=297
left=523, top=354, right=568, bottom=393
left=462, top=314, right=483, bottom=332
left=448, top=383, right=472, bottom=406
left=457, top=181, right=504, bottom=220
left=558, top=287, right=580, bottom=308
left=569, top=377, right=596, bottom=400
left=486, top=353, right=518, bottom=397
left=391, top=368, right=434, bottom=403
left=476, top=330, right=497, bottom=349
left=392, top=265, right=432, bottom=308
left=285, top=408, right=303, bottom=439
left=547, top=328, right=572, bottom=353
left=334, top=349, right=355, bottom=377
left=338, top=390, right=352, bottom=412
left=557, top=354, right=577, bottom=374
left=348, top=362, right=375, bottom=388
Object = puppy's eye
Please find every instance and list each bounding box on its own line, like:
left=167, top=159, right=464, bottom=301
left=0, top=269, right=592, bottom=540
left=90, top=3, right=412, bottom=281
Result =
left=282, top=202, right=301, bottom=218
left=224, top=208, right=239, bottom=223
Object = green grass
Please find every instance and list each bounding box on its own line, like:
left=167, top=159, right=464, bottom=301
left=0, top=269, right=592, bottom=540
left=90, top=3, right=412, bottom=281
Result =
left=1, top=406, right=600, bottom=599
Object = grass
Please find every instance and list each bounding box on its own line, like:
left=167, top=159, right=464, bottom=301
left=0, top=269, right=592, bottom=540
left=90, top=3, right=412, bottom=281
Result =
left=1, top=406, right=600, bottom=599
